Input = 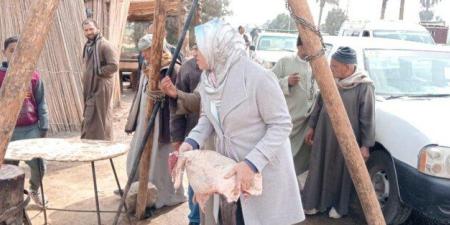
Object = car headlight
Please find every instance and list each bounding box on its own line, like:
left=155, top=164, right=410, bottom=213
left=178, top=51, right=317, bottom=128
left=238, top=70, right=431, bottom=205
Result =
left=262, top=61, right=275, bottom=69
left=418, top=146, right=450, bottom=179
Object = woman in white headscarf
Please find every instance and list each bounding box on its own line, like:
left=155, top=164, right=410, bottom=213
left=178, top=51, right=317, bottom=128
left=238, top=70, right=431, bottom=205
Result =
left=179, top=18, right=305, bottom=225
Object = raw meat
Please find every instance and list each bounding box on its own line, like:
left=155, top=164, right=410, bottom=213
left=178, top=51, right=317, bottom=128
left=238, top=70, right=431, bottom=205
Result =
left=171, top=150, right=262, bottom=211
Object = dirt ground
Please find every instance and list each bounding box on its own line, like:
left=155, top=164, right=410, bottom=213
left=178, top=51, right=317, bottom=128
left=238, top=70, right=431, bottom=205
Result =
left=18, top=88, right=437, bottom=225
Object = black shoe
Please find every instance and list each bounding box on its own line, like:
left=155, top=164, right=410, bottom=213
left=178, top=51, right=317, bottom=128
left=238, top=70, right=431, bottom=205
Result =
left=113, top=189, right=123, bottom=196
left=144, top=206, right=156, bottom=219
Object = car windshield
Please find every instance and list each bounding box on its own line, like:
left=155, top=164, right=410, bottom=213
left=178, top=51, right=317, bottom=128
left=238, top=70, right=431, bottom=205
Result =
left=373, top=30, right=434, bottom=44
left=364, top=49, right=450, bottom=97
left=257, top=35, right=297, bottom=52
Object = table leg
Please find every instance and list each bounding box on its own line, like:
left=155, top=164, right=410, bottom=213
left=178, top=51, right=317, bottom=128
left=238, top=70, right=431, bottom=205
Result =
left=109, top=159, right=123, bottom=196
left=37, top=159, right=48, bottom=225
left=119, top=71, right=124, bottom=94
left=91, top=161, right=101, bottom=225
left=110, top=159, right=133, bottom=224
left=23, top=208, right=32, bottom=225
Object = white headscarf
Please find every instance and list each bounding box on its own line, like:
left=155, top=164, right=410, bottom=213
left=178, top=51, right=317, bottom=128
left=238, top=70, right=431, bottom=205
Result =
left=194, top=18, right=247, bottom=101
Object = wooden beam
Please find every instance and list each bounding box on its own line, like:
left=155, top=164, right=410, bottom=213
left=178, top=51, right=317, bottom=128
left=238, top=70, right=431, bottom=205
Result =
left=287, top=1, right=386, bottom=225
left=135, top=0, right=167, bottom=219
left=0, top=0, right=61, bottom=166
left=128, top=0, right=181, bottom=21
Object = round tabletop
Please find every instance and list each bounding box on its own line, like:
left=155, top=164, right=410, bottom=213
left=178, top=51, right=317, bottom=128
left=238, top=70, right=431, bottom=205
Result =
left=5, top=138, right=129, bottom=162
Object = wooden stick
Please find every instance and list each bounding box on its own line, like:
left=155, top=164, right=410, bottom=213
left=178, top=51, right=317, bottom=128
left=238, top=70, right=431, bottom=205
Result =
left=135, top=0, right=168, bottom=219
left=287, top=1, right=386, bottom=225
left=0, top=0, right=61, bottom=166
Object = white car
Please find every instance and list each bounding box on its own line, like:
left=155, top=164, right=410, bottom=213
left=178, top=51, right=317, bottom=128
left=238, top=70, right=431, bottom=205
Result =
left=324, top=36, right=450, bottom=224
left=251, top=32, right=298, bottom=68
left=338, top=20, right=435, bottom=44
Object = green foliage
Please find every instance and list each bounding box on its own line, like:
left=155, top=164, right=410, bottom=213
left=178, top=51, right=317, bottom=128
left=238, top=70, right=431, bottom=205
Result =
left=183, top=0, right=232, bottom=22
left=419, top=10, right=434, bottom=21
left=262, top=13, right=296, bottom=32
left=122, top=21, right=150, bottom=53
left=183, top=0, right=232, bottom=45
left=324, top=8, right=347, bottom=35
left=316, top=0, right=339, bottom=26
left=166, top=17, right=179, bottom=45
left=316, top=0, right=339, bottom=6
left=200, top=0, right=232, bottom=21
left=420, top=0, right=442, bottom=9
left=418, top=0, right=442, bottom=22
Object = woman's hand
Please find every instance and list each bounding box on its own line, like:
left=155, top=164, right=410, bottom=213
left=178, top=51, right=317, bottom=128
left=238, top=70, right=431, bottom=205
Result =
left=169, top=142, right=193, bottom=173
left=171, top=141, right=182, bottom=151
left=224, top=162, right=256, bottom=196
left=179, top=142, right=193, bottom=152
left=305, top=128, right=314, bottom=145
left=161, top=76, right=177, bottom=98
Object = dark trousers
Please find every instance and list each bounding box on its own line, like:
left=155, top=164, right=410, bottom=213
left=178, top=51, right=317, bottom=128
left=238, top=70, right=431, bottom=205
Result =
left=188, top=186, right=200, bottom=224
left=219, top=199, right=245, bottom=225
left=236, top=200, right=244, bottom=225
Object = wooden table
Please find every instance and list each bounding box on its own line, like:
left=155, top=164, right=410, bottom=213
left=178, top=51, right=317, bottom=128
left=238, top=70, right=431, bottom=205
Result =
left=120, top=60, right=139, bottom=91
left=5, top=138, right=130, bottom=225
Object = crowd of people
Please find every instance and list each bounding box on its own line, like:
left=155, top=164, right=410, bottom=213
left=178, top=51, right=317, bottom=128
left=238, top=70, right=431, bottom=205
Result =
left=1, top=17, right=375, bottom=225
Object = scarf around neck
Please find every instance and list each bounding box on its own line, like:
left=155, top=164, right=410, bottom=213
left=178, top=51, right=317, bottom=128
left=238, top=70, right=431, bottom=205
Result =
left=83, top=33, right=103, bottom=76
left=337, top=69, right=374, bottom=89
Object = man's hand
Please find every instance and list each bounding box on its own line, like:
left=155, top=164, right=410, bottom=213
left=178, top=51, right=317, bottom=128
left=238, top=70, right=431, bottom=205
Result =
left=161, top=76, right=177, bottom=98
left=224, top=162, right=256, bottom=196
left=361, top=146, right=370, bottom=161
left=179, top=142, right=193, bottom=152
left=305, top=128, right=314, bottom=145
left=288, top=73, right=301, bottom=86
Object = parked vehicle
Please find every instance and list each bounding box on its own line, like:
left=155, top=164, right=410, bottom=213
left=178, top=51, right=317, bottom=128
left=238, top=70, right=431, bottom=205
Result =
left=324, top=36, right=450, bottom=225
left=338, top=20, right=435, bottom=44
left=421, top=21, right=449, bottom=44
left=250, top=32, right=298, bottom=68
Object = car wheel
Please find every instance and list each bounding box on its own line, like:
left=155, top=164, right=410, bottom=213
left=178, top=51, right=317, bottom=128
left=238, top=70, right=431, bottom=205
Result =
left=367, top=150, right=412, bottom=225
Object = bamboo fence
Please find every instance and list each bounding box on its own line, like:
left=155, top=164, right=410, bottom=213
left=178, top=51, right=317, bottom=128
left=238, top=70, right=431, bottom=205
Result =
left=0, top=0, right=86, bottom=133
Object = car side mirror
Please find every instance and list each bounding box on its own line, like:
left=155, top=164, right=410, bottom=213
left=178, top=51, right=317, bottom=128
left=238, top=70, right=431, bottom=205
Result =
left=249, top=45, right=256, bottom=51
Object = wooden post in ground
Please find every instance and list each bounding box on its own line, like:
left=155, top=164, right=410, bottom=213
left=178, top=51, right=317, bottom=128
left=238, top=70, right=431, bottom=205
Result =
left=0, top=0, right=61, bottom=166
left=287, top=1, right=386, bottom=225
left=135, top=0, right=167, bottom=219
left=0, top=165, right=25, bottom=224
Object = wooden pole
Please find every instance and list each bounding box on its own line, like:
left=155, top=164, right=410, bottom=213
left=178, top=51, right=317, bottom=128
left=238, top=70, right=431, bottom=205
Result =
left=135, top=0, right=167, bottom=219
left=0, top=0, right=61, bottom=166
left=399, top=0, right=405, bottom=20
left=380, top=0, right=388, bottom=20
left=287, top=1, right=386, bottom=225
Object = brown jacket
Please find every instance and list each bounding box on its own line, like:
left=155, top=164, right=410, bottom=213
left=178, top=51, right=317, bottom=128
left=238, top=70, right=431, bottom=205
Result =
left=175, top=90, right=200, bottom=115
left=81, top=37, right=119, bottom=141
left=169, top=58, right=202, bottom=142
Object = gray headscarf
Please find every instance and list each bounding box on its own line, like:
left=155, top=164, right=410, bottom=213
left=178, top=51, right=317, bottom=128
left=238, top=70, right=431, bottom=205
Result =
left=138, top=34, right=170, bottom=52
left=194, top=18, right=247, bottom=101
